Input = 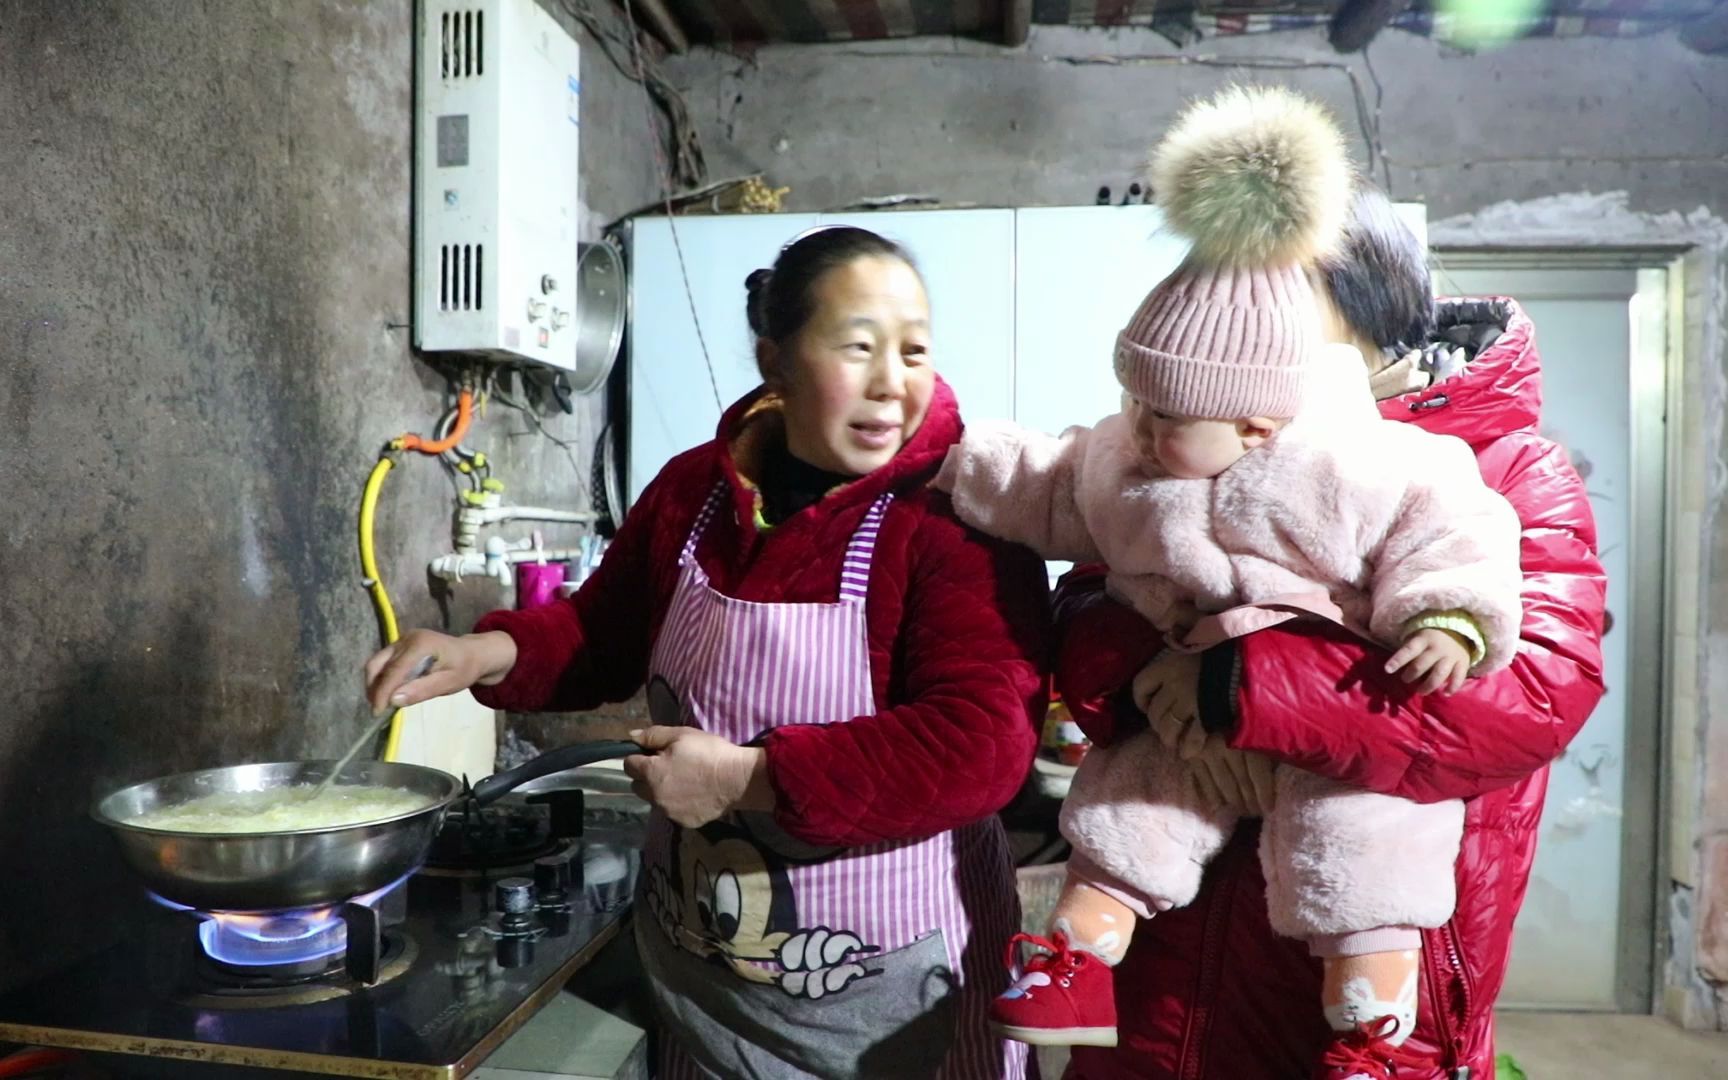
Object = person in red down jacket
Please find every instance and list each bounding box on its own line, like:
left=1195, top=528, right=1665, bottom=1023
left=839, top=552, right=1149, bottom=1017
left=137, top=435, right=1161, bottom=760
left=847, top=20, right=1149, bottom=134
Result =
left=368, top=226, right=1051, bottom=1079
left=1057, top=188, right=1606, bottom=1080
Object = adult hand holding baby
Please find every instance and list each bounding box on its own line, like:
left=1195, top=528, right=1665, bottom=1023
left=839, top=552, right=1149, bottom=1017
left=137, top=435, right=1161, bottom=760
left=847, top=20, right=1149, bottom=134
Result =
left=1132, top=648, right=1201, bottom=749
left=1132, top=648, right=1276, bottom=816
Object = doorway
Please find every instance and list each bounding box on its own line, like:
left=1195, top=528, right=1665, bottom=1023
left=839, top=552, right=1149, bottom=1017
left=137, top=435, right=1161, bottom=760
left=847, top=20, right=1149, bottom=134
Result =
left=1435, top=250, right=1680, bottom=1012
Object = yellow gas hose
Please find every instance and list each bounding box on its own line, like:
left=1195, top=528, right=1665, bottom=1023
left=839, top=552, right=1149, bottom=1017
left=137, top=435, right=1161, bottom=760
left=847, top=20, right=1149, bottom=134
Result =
left=358, top=454, right=406, bottom=760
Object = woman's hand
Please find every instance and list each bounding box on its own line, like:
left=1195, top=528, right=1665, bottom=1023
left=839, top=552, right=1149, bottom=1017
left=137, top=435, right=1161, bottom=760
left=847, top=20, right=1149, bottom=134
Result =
left=1181, top=733, right=1277, bottom=818
left=624, top=726, right=774, bottom=829
left=1132, top=647, right=1274, bottom=816
left=1132, top=649, right=1203, bottom=750
left=364, top=629, right=518, bottom=715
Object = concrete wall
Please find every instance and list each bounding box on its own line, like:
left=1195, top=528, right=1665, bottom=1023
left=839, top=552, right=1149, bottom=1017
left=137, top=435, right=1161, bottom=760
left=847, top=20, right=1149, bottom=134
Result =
left=663, top=26, right=1727, bottom=218
left=0, top=0, right=654, bottom=988
left=663, top=25, right=1728, bottom=1024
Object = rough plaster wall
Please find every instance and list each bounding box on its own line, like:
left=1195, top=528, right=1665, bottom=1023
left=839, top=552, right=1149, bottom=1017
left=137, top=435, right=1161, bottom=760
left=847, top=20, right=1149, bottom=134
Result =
left=0, top=0, right=653, bottom=989
left=662, top=26, right=1727, bottom=219
left=663, top=25, right=1728, bottom=1023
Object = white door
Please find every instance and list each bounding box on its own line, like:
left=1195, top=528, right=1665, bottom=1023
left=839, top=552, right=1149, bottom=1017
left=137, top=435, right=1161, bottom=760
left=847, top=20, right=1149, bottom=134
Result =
left=1011, top=206, right=1185, bottom=433
left=626, top=213, right=820, bottom=499
left=1434, top=262, right=1665, bottom=1010
left=1011, top=203, right=1427, bottom=435
left=819, top=210, right=1017, bottom=425
left=626, top=212, right=1016, bottom=499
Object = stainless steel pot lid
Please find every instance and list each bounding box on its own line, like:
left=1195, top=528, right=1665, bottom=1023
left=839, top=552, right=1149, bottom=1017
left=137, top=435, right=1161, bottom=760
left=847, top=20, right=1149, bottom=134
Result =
left=572, top=240, right=625, bottom=395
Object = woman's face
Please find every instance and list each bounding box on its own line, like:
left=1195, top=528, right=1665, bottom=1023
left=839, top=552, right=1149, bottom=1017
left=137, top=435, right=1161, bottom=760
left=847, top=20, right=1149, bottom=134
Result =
left=765, top=256, right=934, bottom=477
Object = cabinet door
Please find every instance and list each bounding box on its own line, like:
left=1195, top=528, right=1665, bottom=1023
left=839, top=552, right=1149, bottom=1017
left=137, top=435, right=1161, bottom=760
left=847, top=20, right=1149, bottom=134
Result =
left=1008, top=206, right=1185, bottom=583
left=820, top=210, right=1017, bottom=424
left=626, top=214, right=820, bottom=500
left=1012, top=206, right=1189, bottom=433
left=1011, top=202, right=1426, bottom=433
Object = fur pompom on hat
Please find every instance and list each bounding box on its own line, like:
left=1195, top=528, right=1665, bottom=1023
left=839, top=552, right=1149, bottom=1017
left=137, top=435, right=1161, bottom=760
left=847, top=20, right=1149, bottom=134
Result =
left=1115, top=86, right=1353, bottom=420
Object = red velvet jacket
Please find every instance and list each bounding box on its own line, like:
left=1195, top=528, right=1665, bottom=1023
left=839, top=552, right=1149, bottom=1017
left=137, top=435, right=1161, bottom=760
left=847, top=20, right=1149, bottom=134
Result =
left=471, top=377, right=1051, bottom=848
left=1060, top=300, right=1607, bottom=1080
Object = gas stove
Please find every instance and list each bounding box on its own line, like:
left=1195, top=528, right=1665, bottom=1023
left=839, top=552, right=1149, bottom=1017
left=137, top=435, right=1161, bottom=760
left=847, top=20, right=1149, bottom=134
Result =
left=0, top=790, right=641, bottom=1079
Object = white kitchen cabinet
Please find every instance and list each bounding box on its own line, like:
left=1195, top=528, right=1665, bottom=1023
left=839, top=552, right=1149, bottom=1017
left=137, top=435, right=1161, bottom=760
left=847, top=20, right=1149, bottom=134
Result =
left=1012, top=206, right=1188, bottom=434
left=626, top=210, right=1015, bottom=498
left=818, top=209, right=1018, bottom=426
left=626, top=204, right=1425, bottom=499
left=626, top=213, right=819, bottom=498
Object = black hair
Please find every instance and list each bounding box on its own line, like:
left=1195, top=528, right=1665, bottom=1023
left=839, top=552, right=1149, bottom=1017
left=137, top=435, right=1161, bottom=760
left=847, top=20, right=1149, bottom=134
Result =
left=743, top=226, right=921, bottom=347
left=1318, top=186, right=1435, bottom=354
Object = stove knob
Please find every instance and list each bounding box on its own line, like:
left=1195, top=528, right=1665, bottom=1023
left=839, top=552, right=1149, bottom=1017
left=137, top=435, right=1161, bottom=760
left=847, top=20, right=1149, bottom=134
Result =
left=494, top=877, right=536, bottom=916
left=534, top=855, right=572, bottom=902
left=497, top=934, right=536, bottom=969
left=541, top=907, right=573, bottom=939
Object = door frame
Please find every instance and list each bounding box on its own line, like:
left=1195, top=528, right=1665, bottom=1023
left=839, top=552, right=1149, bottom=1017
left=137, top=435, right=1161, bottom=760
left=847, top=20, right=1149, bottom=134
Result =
left=1434, top=246, right=1687, bottom=1013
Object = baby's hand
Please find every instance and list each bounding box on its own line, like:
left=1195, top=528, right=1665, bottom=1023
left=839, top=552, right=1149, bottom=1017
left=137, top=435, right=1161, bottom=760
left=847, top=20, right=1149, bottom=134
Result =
left=1385, top=628, right=1471, bottom=695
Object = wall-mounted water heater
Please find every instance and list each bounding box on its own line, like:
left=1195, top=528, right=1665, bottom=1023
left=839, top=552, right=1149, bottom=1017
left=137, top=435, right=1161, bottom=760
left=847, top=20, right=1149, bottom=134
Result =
left=414, top=0, right=581, bottom=369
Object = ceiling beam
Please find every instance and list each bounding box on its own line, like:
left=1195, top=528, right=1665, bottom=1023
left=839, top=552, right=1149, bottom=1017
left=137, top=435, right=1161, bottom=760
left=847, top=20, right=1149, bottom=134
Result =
left=1328, top=0, right=1412, bottom=53
left=1680, top=4, right=1728, bottom=54
left=1002, top=0, right=1032, bottom=47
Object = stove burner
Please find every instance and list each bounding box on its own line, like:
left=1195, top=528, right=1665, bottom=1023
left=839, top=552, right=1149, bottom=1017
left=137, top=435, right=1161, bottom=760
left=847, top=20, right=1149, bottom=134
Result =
left=181, top=932, right=418, bottom=1009
left=150, top=875, right=409, bottom=978
left=200, top=909, right=348, bottom=971
left=424, top=792, right=583, bottom=873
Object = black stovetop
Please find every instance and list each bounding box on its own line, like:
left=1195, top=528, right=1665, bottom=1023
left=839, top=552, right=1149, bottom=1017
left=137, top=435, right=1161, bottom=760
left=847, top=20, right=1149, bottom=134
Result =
left=0, top=801, right=641, bottom=1080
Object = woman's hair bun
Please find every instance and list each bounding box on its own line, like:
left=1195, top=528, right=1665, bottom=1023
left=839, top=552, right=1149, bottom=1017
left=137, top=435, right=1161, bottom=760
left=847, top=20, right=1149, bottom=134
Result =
left=744, top=268, right=773, bottom=336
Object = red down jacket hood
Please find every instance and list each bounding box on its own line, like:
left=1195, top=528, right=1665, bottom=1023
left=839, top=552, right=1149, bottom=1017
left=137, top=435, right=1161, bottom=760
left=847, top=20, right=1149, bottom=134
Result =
left=1380, top=297, right=1543, bottom=445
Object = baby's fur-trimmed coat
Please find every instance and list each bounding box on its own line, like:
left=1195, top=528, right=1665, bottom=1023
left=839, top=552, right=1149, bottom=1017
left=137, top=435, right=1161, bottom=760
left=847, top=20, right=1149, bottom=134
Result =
left=938, top=349, right=1523, bottom=668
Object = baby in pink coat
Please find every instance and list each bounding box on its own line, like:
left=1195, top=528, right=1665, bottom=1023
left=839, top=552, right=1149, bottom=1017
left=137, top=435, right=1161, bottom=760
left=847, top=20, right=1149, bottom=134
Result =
left=934, top=88, right=1522, bottom=1070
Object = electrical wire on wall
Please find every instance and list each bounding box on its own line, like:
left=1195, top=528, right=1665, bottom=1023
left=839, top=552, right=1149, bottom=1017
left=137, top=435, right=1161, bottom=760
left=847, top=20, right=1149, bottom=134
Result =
left=617, top=0, right=725, bottom=416
left=1358, top=44, right=1392, bottom=194
left=1046, top=52, right=1391, bottom=196
left=485, top=365, right=592, bottom=489
left=827, top=48, right=1396, bottom=198
left=555, top=0, right=705, bottom=187
left=554, top=0, right=724, bottom=417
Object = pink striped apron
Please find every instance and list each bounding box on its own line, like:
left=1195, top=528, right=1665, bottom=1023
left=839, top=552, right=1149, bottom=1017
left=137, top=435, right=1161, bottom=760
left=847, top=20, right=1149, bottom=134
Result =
left=635, top=484, right=1027, bottom=1080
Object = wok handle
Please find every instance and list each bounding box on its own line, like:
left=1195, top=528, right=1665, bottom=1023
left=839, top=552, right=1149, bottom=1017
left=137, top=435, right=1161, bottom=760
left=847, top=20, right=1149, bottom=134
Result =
left=470, top=740, right=645, bottom=806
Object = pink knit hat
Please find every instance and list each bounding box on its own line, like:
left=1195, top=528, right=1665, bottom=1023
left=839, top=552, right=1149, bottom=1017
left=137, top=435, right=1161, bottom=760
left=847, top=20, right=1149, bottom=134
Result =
left=1114, top=86, right=1351, bottom=420
left=1113, top=261, right=1320, bottom=420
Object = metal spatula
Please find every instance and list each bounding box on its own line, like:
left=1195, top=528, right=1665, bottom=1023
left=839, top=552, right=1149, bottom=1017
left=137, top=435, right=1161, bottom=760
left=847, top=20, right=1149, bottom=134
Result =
left=310, top=654, right=437, bottom=798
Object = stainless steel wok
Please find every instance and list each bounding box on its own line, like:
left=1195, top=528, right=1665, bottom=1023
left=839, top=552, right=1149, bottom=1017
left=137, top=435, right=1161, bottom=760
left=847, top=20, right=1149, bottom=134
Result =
left=92, top=760, right=461, bottom=912
left=92, top=740, right=642, bottom=913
